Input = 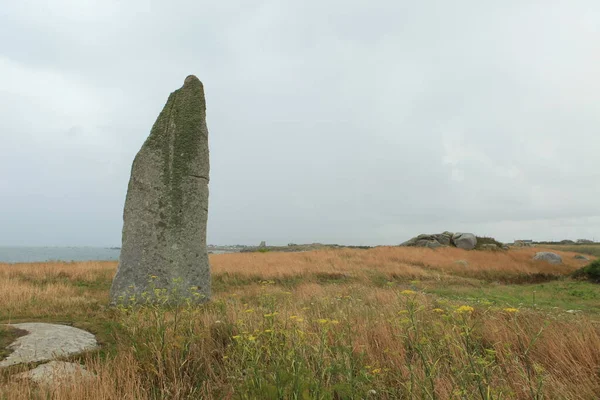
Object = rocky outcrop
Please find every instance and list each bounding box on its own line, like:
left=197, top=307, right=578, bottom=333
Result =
left=110, top=75, right=211, bottom=305
left=0, top=323, right=98, bottom=367
left=400, top=233, right=450, bottom=248
left=452, top=233, right=477, bottom=250
left=533, top=252, right=562, bottom=264
left=400, top=231, right=479, bottom=250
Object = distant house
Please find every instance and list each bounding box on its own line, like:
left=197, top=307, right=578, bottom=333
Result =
left=514, top=240, right=533, bottom=247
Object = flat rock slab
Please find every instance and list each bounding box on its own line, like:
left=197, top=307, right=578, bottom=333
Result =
left=16, top=361, right=95, bottom=385
left=0, top=323, right=98, bottom=367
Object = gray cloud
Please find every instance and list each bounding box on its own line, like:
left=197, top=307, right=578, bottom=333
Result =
left=1, top=1, right=599, bottom=246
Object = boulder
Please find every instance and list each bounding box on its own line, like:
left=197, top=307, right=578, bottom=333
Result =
left=110, top=75, right=211, bottom=305
left=16, top=361, right=95, bottom=386
left=433, top=232, right=453, bottom=246
left=452, top=233, right=477, bottom=250
left=421, top=240, right=443, bottom=249
left=533, top=252, right=562, bottom=264
left=401, top=234, right=446, bottom=248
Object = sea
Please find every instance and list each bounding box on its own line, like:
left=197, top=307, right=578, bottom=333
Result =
left=0, top=247, right=238, bottom=263
left=0, top=247, right=121, bottom=263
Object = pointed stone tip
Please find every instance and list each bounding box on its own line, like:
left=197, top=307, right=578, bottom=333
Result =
left=184, top=75, right=200, bottom=85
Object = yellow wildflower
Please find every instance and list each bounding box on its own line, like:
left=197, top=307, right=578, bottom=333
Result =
left=244, top=309, right=254, bottom=313
left=317, top=319, right=329, bottom=324
left=330, top=320, right=340, bottom=325
left=504, top=308, right=519, bottom=313
left=371, top=368, right=382, bottom=374
left=400, top=290, right=416, bottom=295
left=432, top=308, right=444, bottom=313
left=455, top=305, right=474, bottom=314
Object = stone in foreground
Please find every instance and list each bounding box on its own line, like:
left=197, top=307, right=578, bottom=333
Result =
left=0, top=323, right=98, bottom=367
left=17, top=361, right=95, bottom=386
left=110, top=75, right=211, bottom=305
left=533, top=252, right=562, bottom=264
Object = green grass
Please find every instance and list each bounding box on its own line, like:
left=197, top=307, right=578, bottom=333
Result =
left=0, top=326, right=27, bottom=360
left=542, top=244, right=600, bottom=257
left=428, top=280, right=600, bottom=314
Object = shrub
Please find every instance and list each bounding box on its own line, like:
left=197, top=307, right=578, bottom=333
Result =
left=475, top=236, right=504, bottom=250
left=572, top=259, right=600, bottom=283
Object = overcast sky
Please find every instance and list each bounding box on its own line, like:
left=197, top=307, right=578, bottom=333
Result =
left=1, top=1, right=599, bottom=246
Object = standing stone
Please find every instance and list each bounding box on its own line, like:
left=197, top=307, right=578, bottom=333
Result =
left=110, top=75, right=210, bottom=305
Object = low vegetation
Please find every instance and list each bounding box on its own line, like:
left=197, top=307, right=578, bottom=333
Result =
left=0, top=326, right=26, bottom=361
left=573, top=259, right=600, bottom=283
left=542, top=243, right=600, bottom=257
left=0, top=247, right=599, bottom=399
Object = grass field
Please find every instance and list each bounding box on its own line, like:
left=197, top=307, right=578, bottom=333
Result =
left=541, top=243, right=600, bottom=257
left=0, top=246, right=599, bottom=399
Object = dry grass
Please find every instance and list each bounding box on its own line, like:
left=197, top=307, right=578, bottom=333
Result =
left=213, top=246, right=581, bottom=277
left=0, top=247, right=598, bottom=399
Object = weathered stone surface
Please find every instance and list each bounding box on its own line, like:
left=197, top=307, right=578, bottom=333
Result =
left=0, top=323, right=98, bottom=367
left=416, top=239, right=442, bottom=248
left=110, top=75, right=211, bottom=305
left=533, top=252, right=562, bottom=264
left=433, top=233, right=452, bottom=246
left=452, top=233, right=477, bottom=250
left=16, top=361, right=95, bottom=386
left=401, top=234, right=444, bottom=248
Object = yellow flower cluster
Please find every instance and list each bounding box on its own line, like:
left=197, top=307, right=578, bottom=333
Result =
left=316, top=319, right=340, bottom=325
left=400, top=290, right=416, bottom=295
left=455, top=305, right=474, bottom=314
left=503, top=308, right=519, bottom=313
left=263, top=312, right=279, bottom=318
